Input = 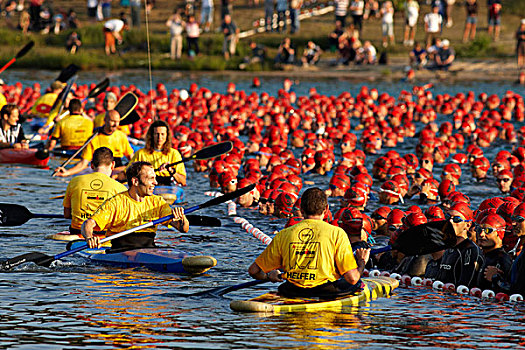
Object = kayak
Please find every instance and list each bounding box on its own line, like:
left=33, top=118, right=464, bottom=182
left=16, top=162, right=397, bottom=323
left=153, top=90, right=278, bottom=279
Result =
left=154, top=185, right=185, bottom=204
left=0, top=148, right=49, bottom=167
left=69, top=241, right=216, bottom=274
left=230, top=276, right=398, bottom=314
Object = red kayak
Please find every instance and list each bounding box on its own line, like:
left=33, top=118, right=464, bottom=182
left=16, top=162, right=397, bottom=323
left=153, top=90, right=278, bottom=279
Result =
left=0, top=148, right=50, bottom=167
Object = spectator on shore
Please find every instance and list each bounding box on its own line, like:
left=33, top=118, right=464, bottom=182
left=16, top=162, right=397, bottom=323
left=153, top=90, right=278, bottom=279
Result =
left=185, top=15, right=200, bottom=57
left=355, top=40, right=377, bottom=64
left=275, top=37, right=295, bottom=65
left=103, top=15, right=128, bottom=55
left=276, top=0, right=288, bottom=33
left=221, top=0, right=233, bottom=20
left=463, top=0, right=477, bottom=42
left=409, top=41, right=427, bottom=69
left=403, top=0, right=419, bottom=46
left=488, top=0, right=501, bottom=41
left=67, top=9, right=80, bottom=28
left=264, top=0, right=274, bottom=31
left=185, top=0, right=195, bottom=17
left=240, top=41, right=266, bottom=69
left=426, top=37, right=442, bottom=64
left=329, top=20, right=344, bottom=52
left=66, top=31, right=82, bottom=54
left=334, top=0, right=349, bottom=27
left=201, top=0, right=213, bottom=32
left=221, top=14, right=239, bottom=60
left=19, top=10, right=30, bottom=34
left=434, top=39, right=454, bottom=70
left=101, top=0, right=112, bottom=19
left=301, top=40, right=322, bottom=67
left=130, top=0, right=141, bottom=27
left=38, top=3, right=53, bottom=34
left=52, top=13, right=65, bottom=34
left=335, top=25, right=358, bottom=65
left=350, top=0, right=364, bottom=34
left=146, top=0, right=154, bottom=14
left=87, top=0, right=98, bottom=23
left=289, top=0, right=302, bottom=34
left=3, top=0, right=17, bottom=29
left=444, top=0, right=454, bottom=28
left=166, top=9, right=185, bottom=60
left=380, top=1, right=394, bottom=47
left=364, top=0, right=379, bottom=19
left=424, top=5, right=442, bottom=49
left=517, top=19, right=525, bottom=70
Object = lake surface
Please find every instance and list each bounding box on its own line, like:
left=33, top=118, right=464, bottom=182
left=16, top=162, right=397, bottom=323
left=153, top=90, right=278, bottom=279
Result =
left=0, top=71, right=524, bottom=349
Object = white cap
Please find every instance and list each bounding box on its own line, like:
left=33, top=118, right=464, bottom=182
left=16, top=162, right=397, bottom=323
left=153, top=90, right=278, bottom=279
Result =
left=521, top=18, right=525, bottom=25
left=0, top=79, right=5, bottom=85
left=179, top=89, right=189, bottom=101
left=442, top=39, right=450, bottom=46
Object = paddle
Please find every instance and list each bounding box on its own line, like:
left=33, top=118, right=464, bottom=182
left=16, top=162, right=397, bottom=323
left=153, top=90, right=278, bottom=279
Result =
left=0, top=203, right=221, bottom=227
left=156, top=141, right=233, bottom=171
left=56, top=64, right=80, bottom=83
left=0, top=184, right=255, bottom=270
left=51, top=92, right=139, bottom=175
left=0, top=41, right=35, bottom=74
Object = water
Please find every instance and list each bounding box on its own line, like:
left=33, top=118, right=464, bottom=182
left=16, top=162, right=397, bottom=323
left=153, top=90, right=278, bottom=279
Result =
left=0, top=71, right=524, bottom=349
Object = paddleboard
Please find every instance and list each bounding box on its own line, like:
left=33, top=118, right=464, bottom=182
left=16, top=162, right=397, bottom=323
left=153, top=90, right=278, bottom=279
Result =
left=69, top=241, right=216, bottom=274
left=230, top=276, right=398, bottom=313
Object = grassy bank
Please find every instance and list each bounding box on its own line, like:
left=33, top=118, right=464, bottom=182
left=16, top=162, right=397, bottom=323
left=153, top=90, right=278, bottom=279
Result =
left=0, top=0, right=522, bottom=71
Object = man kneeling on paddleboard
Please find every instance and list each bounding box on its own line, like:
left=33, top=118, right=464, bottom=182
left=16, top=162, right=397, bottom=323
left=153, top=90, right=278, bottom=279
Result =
left=248, top=187, right=370, bottom=298
left=81, top=161, right=189, bottom=250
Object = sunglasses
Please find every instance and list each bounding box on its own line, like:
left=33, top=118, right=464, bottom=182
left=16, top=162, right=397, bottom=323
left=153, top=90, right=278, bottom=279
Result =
left=423, top=159, right=432, bottom=164
left=444, top=212, right=470, bottom=223
left=371, top=213, right=386, bottom=220
left=512, top=216, right=525, bottom=223
left=259, top=198, right=268, bottom=204
left=415, top=173, right=424, bottom=179
left=388, top=225, right=398, bottom=232
left=476, top=226, right=504, bottom=235
left=497, top=178, right=511, bottom=183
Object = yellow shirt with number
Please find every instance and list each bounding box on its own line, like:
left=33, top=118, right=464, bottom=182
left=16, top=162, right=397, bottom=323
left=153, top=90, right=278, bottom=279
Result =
left=63, top=172, right=127, bottom=230
left=90, top=191, right=172, bottom=236
left=81, top=129, right=134, bottom=162
left=51, top=114, right=94, bottom=148
left=129, top=148, right=186, bottom=177
left=94, top=112, right=131, bottom=135
left=255, top=219, right=357, bottom=288
left=30, top=92, right=59, bottom=119
left=0, top=92, right=6, bottom=111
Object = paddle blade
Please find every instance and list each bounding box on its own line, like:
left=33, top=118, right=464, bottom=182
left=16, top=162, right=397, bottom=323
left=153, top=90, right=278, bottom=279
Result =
left=192, top=141, right=233, bottom=161
left=56, top=64, right=80, bottom=83
left=0, top=252, right=51, bottom=270
left=120, top=109, right=140, bottom=126
left=0, top=203, right=33, bottom=226
left=115, top=92, right=139, bottom=121
left=186, top=215, right=221, bottom=227
left=392, top=220, right=457, bottom=256
left=198, top=184, right=256, bottom=210
left=88, top=78, right=110, bottom=99
left=16, top=41, right=34, bottom=59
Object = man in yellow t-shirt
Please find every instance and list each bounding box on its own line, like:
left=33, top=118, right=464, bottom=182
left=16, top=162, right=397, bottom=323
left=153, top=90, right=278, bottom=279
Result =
left=81, top=161, right=189, bottom=250
left=248, top=187, right=371, bottom=298
left=47, top=99, right=94, bottom=151
left=93, top=92, right=130, bottom=135
left=129, top=120, right=186, bottom=186
left=53, top=109, right=134, bottom=177
left=63, top=147, right=127, bottom=236
left=30, top=80, right=64, bottom=119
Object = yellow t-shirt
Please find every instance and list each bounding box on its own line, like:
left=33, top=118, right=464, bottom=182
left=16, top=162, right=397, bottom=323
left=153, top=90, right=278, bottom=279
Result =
left=30, top=92, right=59, bottom=119
left=63, top=172, right=127, bottom=230
left=51, top=114, right=94, bottom=148
left=90, top=191, right=172, bottom=236
left=129, top=148, right=186, bottom=177
left=255, top=219, right=357, bottom=288
left=0, top=93, right=6, bottom=111
left=94, top=112, right=131, bottom=135
left=81, top=129, right=134, bottom=162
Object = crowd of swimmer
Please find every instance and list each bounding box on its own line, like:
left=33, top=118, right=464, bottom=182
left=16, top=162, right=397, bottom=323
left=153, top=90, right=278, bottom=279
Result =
left=195, top=83, right=524, bottom=297
left=4, top=78, right=525, bottom=296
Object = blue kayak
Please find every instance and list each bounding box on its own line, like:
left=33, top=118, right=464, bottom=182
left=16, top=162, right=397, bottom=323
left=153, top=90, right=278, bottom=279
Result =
left=69, top=241, right=216, bottom=274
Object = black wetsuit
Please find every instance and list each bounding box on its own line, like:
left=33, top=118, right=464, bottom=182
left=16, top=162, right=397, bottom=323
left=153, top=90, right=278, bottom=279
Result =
left=436, top=238, right=484, bottom=288
left=476, top=248, right=512, bottom=292
left=424, top=257, right=441, bottom=280
left=510, top=249, right=525, bottom=295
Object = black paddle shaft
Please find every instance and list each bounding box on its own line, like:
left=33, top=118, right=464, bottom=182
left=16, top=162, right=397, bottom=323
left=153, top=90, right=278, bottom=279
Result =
left=163, top=141, right=233, bottom=170
left=0, top=203, right=63, bottom=226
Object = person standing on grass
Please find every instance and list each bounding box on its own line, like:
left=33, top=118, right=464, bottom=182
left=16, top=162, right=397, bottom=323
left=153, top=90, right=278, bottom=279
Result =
left=487, top=0, right=501, bottom=41
left=424, top=5, right=442, bottom=49
left=103, top=15, right=128, bottom=55
left=130, top=0, right=141, bottom=28
left=276, top=0, right=288, bottom=33
left=264, top=0, right=275, bottom=31
left=517, top=19, right=525, bottom=70
left=289, top=0, right=302, bottom=34
left=201, top=0, right=214, bottom=32
left=166, top=10, right=185, bottom=60
left=380, top=0, right=394, bottom=48
left=349, top=0, right=364, bottom=34
left=185, top=15, right=200, bottom=57
left=221, top=14, right=239, bottom=60
left=462, top=0, right=477, bottom=42
left=334, top=0, right=349, bottom=28
left=403, top=0, right=419, bottom=46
